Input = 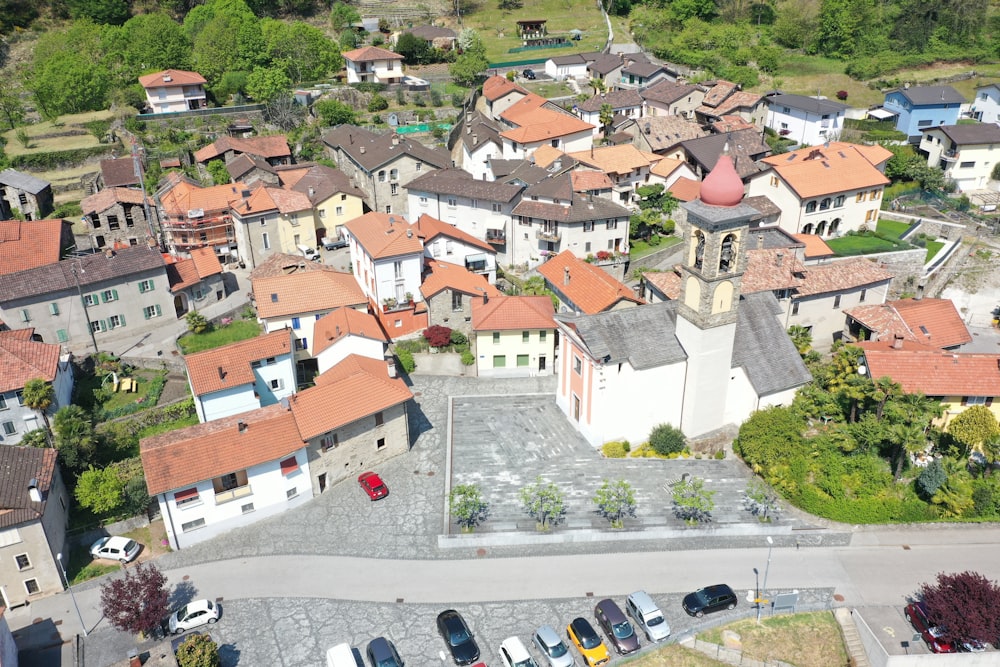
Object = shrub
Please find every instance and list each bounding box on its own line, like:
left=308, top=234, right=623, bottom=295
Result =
left=460, top=350, right=475, bottom=366
left=449, top=330, right=467, bottom=345
left=423, top=325, right=452, bottom=347
left=396, top=349, right=415, bottom=373
left=649, top=423, right=686, bottom=456
left=714, top=450, right=725, bottom=459
left=367, top=94, right=389, bottom=112
left=836, top=90, right=848, bottom=101
left=602, top=441, right=628, bottom=458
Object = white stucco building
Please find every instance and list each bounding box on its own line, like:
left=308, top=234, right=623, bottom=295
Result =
left=919, top=123, right=1000, bottom=192
left=343, top=212, right=425, bottom=310
left=764, top=94, right=849, bottom=146
left=341, top=46, right=404, bottom=85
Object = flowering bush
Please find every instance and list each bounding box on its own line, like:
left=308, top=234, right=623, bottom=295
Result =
left=596, top=250, right=612, bottom=261
left=423, top=325, right=452, bottom=347
left=836, top=90, right=849, bottom=101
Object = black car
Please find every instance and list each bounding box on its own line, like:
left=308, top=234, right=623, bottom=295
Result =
left=682, top=584, right=738, bottom=617
left=366, top=637, right=404, bottom=667
left=594, top=598, right=639, bottom=655
left=522, top=68, right=536, bottom=80
left=436, top=609, right=480, bottom=665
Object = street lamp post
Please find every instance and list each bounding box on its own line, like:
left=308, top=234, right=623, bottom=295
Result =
left=753, top=567, right=760, bottom=615
left=757, top=536, right=774, bottom=624
left=55, top=553, right=88, bottom=637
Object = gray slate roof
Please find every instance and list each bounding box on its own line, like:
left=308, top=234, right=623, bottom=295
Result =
left=923, top=123, right=1000, bottom=145
left=322, top=125, right=451, bottom=172
left=558, top=300, right=688, bottom=370
left=0, top=446, right=56, bottom=529
left=640, top=81, right=699, bottom=106
left=682, top=129, right=770, bottom=179
left=765, top=94, right=849, bottom=116
left=588, top=54, right=623, bottom=76
left=512, top=191, right=631, bottom=222
left=285, top=163, right=366, bottom=204
left=893, top=85, right=966, bottom=106
left=403, top=25, right=456, bottom=40
left=522, top=172, right=575, bottom=200
left=733, top=291, right=812, bottom=394
left=0, top=244, right=166, bottom=303
left=406, top=168, right=524, bottom=202
left=0, top=169, right=50, bottom=194
left=576, top=89, right=644, bottom=113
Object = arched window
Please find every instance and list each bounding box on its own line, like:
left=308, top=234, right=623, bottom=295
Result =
left=819, top=198, right=831, bottom=211
left=802, top=223, right=814, bottom=234
left=805, top=201, right=817, bottom=213
left=389, top=168, right=399, bottom=181
left=378, top=170, right=386, bottom=182
left=829, top=218, right=841, bottom=235
left=719, top=233, right=737, bottom=272
left=816, top=220, right=827, bottom=236
left=694, top=231, right=705, bottom=270
left=834, top=195, right=845, bottom=207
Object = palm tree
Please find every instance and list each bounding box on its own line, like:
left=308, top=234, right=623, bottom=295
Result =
left=889, top=421, right=927, bottom=480
left=21, top=378, right=55, bottom=440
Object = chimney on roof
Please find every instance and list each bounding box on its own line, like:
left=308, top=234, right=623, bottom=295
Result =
left=564, top=267, right=570, bottom=286
left=467, top=124, right=472, bottom=134
left=644, top=123, right=651, bottom=135
left=308, top=187, right=315, bottom=199
left=238, top=420, right=247, bottom=433
left=28, top=479, right=41, bottom=503
left=335, top=325, right=341, bottom=337
left=757, top=234, right=764, bottom=249
left=553, top=159, right=561, bottom=171
left=473, top=134, right=478, bottom=145
left=392, top=135, right=400, bottom=146
left=147, top=236, right=157, bottom=249
left=483, top=292, right=489, bottom=304
left=892, top=334, right=904, bottom=350
left=387, top=357, right=398, bottom=378
left=406, top=229, right=413, bottom=238
left=915, top=282, right=925, bottom=300
left=217, top=366, right=225, bottom=380
left=280, top=397, right=290, bottom=410
left=775, top=251, right=783, bottom=267
left=359, top=146, right=366, bottom=154
left=162, top=74, right=172, bottom=83
left=104, top=248, right=115, bottom=258
left=953, top=354, right=959, bottom=364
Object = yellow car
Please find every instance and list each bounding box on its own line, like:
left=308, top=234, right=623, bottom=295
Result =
left=567, top=617, right=610, bottom=666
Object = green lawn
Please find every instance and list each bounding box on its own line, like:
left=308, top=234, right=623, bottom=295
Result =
left=74, top=368, right=165, bottom=413
left=826, top=233, right=906, bottom=256
left=631, top=235, right=682, bottom=260
left=875, top=219, right=911, bottom=239
left=925, top=240, right=945, bottom=263
left=177, top=319, right=262, bottom=354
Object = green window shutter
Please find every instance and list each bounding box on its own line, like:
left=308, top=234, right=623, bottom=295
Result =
left=118, top=314, right=126, bottom=327
left=155, top=304, right=162, bottom=316
left=100, top=319, right=108, bottom=331
left=49, top=303, right=59, bottom=315
left=56, top=329, right=68, bottom=343
left=143, top=308, right=150, bottom=320
left=148, top=279, right=154, bottom=291
left=138, top=282, right=145, bottom=293
left=100, top=291, right=108, bottom=303
left=112, top=289, right=119, bottom=301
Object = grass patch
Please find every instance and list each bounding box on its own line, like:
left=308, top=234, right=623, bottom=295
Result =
left=759, top=53, right=884, bottom=108
left=177, top=319, right=262, bottom=354
left=74, top=368, right=164, bottom=414
left=525, top=80, right=577, bottom=99
left=875, top=219, right=911, bottom=239
left=631, top=235, right=682, bottom=260
left=621, top=644, right=729, bottom=666
left=925, top=240, right=945, bottom=263
left=696, top=612, right=847, bottom=667
left=826, top=232, right=908, bottom=256
left=3, top=110, right=116, bottom=156
left=137, top=412, right=200, bottom=440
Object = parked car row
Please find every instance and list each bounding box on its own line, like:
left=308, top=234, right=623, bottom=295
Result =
left=327, top=588, right=712, bottom=667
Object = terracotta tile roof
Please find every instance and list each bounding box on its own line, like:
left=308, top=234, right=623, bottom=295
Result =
left=712, top=91, right=763, bottom=116
left=571, top=170, right=613, bottom=192
left=138, top=69, right=206, bottom=88
left=700, top=80, right=739, bottom=108
left=482, top=75, right=529, bottom=102
left=711, top=115, right=755, bottom=133
left=743, top=248, right=804, bottom=294
left=0, top=331, right=61, bottom=393
left=499, top=94, right=550, bottom=123
left=629, top=116, right=708, bottom=152
left=859, top=344, right=1000, bottom=397
left=253, top=270, right=367, bottom=319
left=249, top=252, right=342, bottom=280
left=341, top=45, right=404, bottom=63
left=643, top=269, right=681, bottom=299
left=167, top=258, right=200, bottom=292
left=791, top=234, right=835, bottom=259
left=471, top=295, right=555, bottom=331
left=847, top=299, right=971, bottom=349
left=668, top=176, right=700, bottom=201
left=640, top=81, right=699, bottom=106
left=190, top=247, right=222, bottom=279
left=100, top=158, right=142, bottom=188
left=412, top=214, right=494, bottom=253
left=499, top=108, right=594, bottom=144
left=289, top=354, right=412, bottom=439
left=193, top=135, right=291, bottom=164
left=81, top=187, right=146, bottom=216
left=265, top=187, right=312, bottom=214
left=141, top=403, right=303, bottom=496
left=795, top=258, right=893, bottom=296
left=650, top=156, right=686, bottom=178
left=313, top=307, right=387, bottom=356
left=567, top=144, right=660, bottom=176
left=158, top=180, right=245, bottom=216
left=343, top=212, right=423, bottom=261
left=420, top=260, right=502, bottom=300
left=0, top=446, right=57, bottom=529
left=529, top=145, right=565, bottom=169
left=759, top=142, right=890, bottom=198
left=537, top=251, right=643, bottom=314
left=0, top=220, right=68, bottom=275
left=185, top=329, right=292, bottom=397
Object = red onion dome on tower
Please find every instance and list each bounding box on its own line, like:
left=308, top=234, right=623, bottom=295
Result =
left=699, top=149, right=744, bottom=207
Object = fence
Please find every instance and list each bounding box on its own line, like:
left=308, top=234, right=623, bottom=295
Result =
left=134, top=103, right=266, bottom=122
left=487, top=56, right=550, bottom=69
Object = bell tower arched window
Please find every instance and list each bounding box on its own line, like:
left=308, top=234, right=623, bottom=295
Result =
left=694, top=231, right=705, bottom=270
left=719, top=233, right=736, bottom=272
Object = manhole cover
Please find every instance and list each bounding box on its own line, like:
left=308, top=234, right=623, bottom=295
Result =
left=834, top=594, right=845, bottom=602
left=427, top=471, right=435, bottom=477
left=413, top=392, right=422, bottom=397
left=476, top=548, right=487, bottom=557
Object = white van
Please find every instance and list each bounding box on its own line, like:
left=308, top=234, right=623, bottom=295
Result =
left=298, top=244, right=321, bottom=261
left=326, top=643, right=364, bottom=667
left=625, top=590, right=671, bottom=642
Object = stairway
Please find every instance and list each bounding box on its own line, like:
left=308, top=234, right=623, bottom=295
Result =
left=834, top=607, right=872, bottom=667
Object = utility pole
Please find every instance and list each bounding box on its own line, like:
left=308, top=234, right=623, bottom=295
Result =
left=72, top=263, right=100, bottom=354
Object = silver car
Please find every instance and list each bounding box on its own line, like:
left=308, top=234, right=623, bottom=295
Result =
left=532, top=625, right=575, bottom=667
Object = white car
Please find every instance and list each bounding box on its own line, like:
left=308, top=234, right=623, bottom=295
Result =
left=499, top=636, right=538, bottom=667
left=168, top=599, right=220, bottom=634
left=625, top=590, right=670, bottom=642
left=532, top=625, right=574, bottom=667
left=89, top=536, right=141, bottom=563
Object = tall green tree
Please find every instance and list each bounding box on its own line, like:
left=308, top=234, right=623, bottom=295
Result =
left=314, top=99, right=358, bottom=126
left=599, top=103, right=615, bottom=138
left=932, top=457, right=975, bottom=517
left=109, top=13, right=192, bottom=87
left=67, top=0, right=130, bottom=25
left=245, top=66, right=292, bottom=103
left=448, top=483, right=490, bottom=531
left=948, top=405, right=1000, bottom=452
left=262, top=20, right=342, bottom=84
left=53, top=405, right=98, bottom=477
left=75, top=466, right=125, bottom=515
left=329, top=1, right=360, bottom=32
left=28, top=21, right=113, bottom=116
left=449, top=31, right=488, bottom=87
left=395, top=32, right=433, bottom=65
left=0, top=79, right=25, bottom=130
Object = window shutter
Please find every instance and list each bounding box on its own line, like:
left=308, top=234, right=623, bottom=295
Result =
left=49, top=303, right=59, bottom=315
left=100, top=292, right=107, bottom=303
left=148, top=279, right=154, bottom=291
left=119, top=314, right=126, bottom=327
left=155, top=304, right=162, bottom=317
left=144, top=308, right=151, bottom=320
left=280, top=456, right=299, bottom=475
left=100, top=319, right=108, bottom=331
left=19, top=309, right=29, bottom=322
left=112, top=289, right=118, bottom=300
left=56, top=329, right=68, bottom=343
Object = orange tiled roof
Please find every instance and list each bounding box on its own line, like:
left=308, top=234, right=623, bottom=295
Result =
left=668, top=177, right=700, bottom=202
left=167, top=258, right=201, bottom=292
left=791, top=234, right=835, bottom=259
left=342, top=45, right=404, bottom=62
left=499, top=93, right=550, bottom=122
left=343, top=212, right=423, bottom=261
left=795, top=258, right=893, bottom=296
left=472, top=295, right=556, bottom=331
left=742, top=248, right=804, bottom=294
left=248, top=252, right=342, bottom=280
left=530, top=145, right=565, bottom=168
left=847, top=299, right=971, bottom=349
left=499, top=108, right=594, bottom=144
left=193, top=135, right=291, bottom=164
left=567, top=144, right=660, bottom=176
left=185, top=329, right=292, bottom=397
left=138, top=69, right=206, bottom=88
left=537, top=251, right=644, bottom=314
left=230, top=185, right=311, bottom=216
left=158, top=181, right=245, bottom=216
left=649, top=156, right=687, bottom=179
left=412, top=214, right=494, bottom=253
left=712, top=115, right=755, bottom=133
left=0, top=220, right=67, bottom=275
left=759, top=142, right=890, bottom=198
left=482, top=75, right=528, bottom=102
left=713, top=91, right=763, bottom=116
left=642, top=270, right=681, bottom=299
left=81, top=187, right=146, bottom=216
left=254, top=270, right=367, bottom=319
left=571, top=170, right=613, bottom=192
left=313, top=307, right=387, bottom=356
left=420, top=260, right=502, bottom=300
left=289, top=354, right=412, bottom=439
left=0, top=331, right=61, bottom=393
left=190, top=247, right=222, bottom=279
left=141, top=403, right=303, bottom=495
left=859, top=344, right=1000, bottom=397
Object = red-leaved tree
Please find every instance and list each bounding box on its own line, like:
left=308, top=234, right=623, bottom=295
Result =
left=100, top=561, right=170, bottom=637
left=920, top=571, right=1000, bottom=645
left=423, top=325, right=452, bottom=348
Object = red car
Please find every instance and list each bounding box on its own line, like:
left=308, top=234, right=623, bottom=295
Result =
left=358, top=471, right=389, bottom=500
left=904, top=601, right=955, bottom=653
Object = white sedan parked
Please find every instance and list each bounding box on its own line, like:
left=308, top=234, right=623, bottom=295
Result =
left=168, top=599, right=220, bottom=634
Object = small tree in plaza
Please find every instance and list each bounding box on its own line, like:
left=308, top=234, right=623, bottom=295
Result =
left=176, top=632, right=221, bottom=667
left=743, top=479, right=780, bottom=522
left=672, top=476, right=715, bottom=525
left=519, top=476, right=566, bottom=531
left=99, top=561, right=170, bottom=638
left=449, top=483, right=490, bottom=532
left=592, top=478, right=636, bottom=528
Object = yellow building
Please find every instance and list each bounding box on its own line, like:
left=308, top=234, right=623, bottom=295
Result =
left=472, top=295, right=557, bottom=378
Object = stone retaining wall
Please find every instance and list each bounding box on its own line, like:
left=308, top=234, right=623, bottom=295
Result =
left=867, top=248, right=926, bottom=299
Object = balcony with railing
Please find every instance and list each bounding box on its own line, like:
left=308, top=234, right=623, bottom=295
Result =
left=940, top=149, right=958, bottom=162
left=214, top=484, right=252, bottom=505
left=536, top=227, right=561, bottom=242
left=486, top=229, right=506, bottom=245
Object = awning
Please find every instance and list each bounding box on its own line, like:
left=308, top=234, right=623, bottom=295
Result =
left=867, top=108, right=897, bottom=120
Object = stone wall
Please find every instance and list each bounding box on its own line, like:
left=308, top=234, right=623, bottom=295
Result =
left=866, top=247, right=926, bottom=299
